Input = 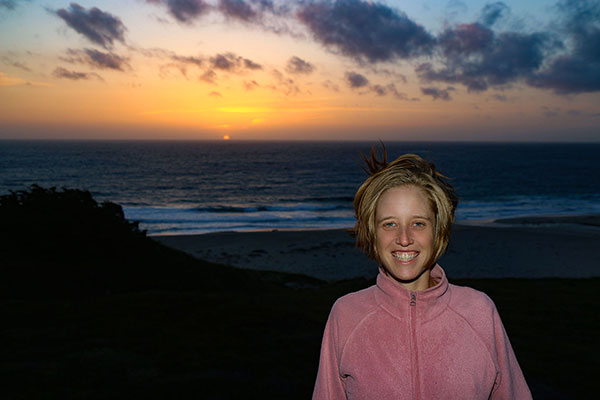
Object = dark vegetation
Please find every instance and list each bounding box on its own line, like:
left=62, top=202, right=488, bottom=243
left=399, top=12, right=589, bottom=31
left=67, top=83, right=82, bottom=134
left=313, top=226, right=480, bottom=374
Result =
left=1, top=186, right=597, bottom=399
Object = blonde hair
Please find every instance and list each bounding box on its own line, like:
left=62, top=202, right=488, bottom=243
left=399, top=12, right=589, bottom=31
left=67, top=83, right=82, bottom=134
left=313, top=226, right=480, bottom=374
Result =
left=353, top=148, right=458, bottom=265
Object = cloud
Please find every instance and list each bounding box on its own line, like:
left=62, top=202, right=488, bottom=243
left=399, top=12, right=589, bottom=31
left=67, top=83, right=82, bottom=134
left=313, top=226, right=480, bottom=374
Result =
left=243, top=79, right=260, bottom=90
left=63, top=48, right=130, bottom=71
left=244, top=58, right=262, bottom=70
left=345, top=71, right=412, bottom=99
left=297, top=0, right=435, bottom=62
left=171, top=54, right=204, bottom=67
left=145, top=0, right=211, bottom=24
left=209, top=52, right=262, bottom=71
left=0, top=0, right=20, bottom=10
left=0, top=56, right=31, bottom=72
left=421, top=86, right=454, bottom=101
left=417, top=22, right=551, bottom=92
left=200, top=69, right=217, bottom=83
left=1, top=0, right=32, bottom=10
left=415, top=1, right=600, bottom=95
left=53, top=67, right=103, bottom=81
left=479, top=2, right=509, bottom=27
left=208, top=91, right=222, bottom=97
left=285, top=56, right=315, bottom=74
left=372, top=83, right=413, bottom=100
left=211, top=53, right=235, bottom=70
left=218, top=0, right=258, bottom=22
left=269, top=68, right=300, bottom=95
left=345, top=71, right=369, bottom=88
left=527, top=0, right=600, bottom=94
left=54, top=3, right=127, bottom=49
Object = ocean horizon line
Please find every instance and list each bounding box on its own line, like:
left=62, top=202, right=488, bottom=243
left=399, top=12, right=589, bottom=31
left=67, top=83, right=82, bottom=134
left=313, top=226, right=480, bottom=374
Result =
left=2, top=138, right=600, bottom=145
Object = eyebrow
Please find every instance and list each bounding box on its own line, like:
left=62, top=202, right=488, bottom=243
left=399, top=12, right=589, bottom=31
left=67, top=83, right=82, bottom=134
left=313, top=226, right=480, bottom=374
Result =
left=376, top=215, right=433, bottom=223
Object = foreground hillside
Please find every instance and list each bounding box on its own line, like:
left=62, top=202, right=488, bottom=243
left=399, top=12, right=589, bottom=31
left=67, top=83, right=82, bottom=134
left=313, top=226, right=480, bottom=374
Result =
left=1, top=187, right=596, bottom=399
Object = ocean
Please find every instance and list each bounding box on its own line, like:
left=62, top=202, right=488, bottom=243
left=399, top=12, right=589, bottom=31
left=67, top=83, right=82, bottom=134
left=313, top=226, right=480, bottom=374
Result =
left=1, top=140, right=599, bottom=235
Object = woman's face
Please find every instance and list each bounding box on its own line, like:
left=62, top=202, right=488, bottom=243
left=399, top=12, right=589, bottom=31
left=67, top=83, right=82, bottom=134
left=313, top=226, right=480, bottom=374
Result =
left=375, top=185, right=435, bottom=291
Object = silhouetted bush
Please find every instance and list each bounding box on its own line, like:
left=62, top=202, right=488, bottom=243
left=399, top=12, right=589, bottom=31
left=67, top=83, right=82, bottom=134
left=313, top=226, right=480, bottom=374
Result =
left=0, top=185, right=256, bottom=299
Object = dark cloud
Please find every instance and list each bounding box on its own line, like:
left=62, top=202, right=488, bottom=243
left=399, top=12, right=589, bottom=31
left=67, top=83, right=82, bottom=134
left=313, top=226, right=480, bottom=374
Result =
left=0, top=0, right=31, bottom=10
left=417, top=22, right=550, bottom=92
left=200, top=69, right=217, bottom=83
left=480, top=2, right=509, bottom=27
left=171, top=54, right=204, bottom=66
left=217, top=0, right=293, bottom=22
left=371, top=84, right=386, bottom=96
left=527, top=0, right=600, bottom=94
left=145, top=0, right=210, bottom=24
left=421, top=86, right=454, bottom=101
left=209, top=52, right=261, bottom=71
left=243, top=58, right=262, bottom=70
left=371, top=83, right=412, bottom=100
left=345, top=71, right=369, bottom=88
left=218, top=0, right=258, bottom=22
left=345, top=73, right=412, bottom=99
left=53, top=67, right=103, bottom=81
left=285, top=56, right=314, bottom=74
left=416, top=1, right=600, bottom=95
left=159, top=54, right=204, bottom=78
left=55, top=3, right=126, bottom=49
left=63, top=48, right=130, bottom=71
left=211, top=53, right=235, bottom=70
left=297, top=0, right=435, bottom=62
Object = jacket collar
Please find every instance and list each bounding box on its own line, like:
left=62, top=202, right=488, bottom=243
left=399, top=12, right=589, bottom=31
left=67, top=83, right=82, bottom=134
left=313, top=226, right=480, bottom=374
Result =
left=374, top=264, right=450, bottom=322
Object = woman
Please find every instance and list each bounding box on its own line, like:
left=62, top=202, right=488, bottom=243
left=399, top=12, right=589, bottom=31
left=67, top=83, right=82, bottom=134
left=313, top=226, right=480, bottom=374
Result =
left=313, top=150, right=531, bottom=399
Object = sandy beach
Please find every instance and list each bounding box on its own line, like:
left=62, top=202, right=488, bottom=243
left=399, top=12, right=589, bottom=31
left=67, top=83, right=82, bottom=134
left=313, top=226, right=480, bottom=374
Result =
left=155, top=213, right=600, bottom=281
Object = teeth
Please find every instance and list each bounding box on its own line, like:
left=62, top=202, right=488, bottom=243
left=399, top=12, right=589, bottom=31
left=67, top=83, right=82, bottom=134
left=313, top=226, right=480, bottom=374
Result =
left=392, top=252, right=418, bottom=261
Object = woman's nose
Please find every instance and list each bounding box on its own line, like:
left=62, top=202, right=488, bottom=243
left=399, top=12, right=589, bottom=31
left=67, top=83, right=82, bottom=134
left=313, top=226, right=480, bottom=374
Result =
left=395, top=227, right=413, bottom=246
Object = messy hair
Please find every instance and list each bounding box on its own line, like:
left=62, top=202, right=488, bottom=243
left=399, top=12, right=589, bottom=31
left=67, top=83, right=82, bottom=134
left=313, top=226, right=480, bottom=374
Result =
left=352, top=145, right=458, bottom=265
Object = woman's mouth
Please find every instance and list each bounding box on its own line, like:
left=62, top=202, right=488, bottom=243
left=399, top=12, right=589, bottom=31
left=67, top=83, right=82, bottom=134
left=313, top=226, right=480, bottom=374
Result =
left=392, top=251, right=419, bottom=262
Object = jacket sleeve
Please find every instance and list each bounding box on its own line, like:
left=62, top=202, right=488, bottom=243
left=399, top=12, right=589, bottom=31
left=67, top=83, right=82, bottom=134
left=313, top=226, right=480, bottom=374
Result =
left=312, top=305, right=347, bottom=400
left=490, top=305, right=532, bottom=399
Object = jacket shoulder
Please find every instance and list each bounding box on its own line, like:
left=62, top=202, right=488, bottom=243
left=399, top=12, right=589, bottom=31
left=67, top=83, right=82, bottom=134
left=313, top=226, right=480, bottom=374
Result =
left=446, top=284, right=501, bottom=345
left=328, top=284, right=379, bottom=335
left=448, top=283, right=497, bottom=316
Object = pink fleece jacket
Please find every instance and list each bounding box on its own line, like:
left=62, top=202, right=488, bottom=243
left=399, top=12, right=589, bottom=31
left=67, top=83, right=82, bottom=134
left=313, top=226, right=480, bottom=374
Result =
left=313, top=265, right=532, bottom=399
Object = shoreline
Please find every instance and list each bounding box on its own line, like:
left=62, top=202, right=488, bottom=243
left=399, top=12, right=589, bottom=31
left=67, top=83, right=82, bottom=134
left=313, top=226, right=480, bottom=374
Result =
left=154, top=213, right=600, bottom=281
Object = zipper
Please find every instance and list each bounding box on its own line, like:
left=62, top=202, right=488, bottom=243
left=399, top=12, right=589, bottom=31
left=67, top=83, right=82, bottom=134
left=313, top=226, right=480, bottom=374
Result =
left=410, top=292, right=420, bottom=400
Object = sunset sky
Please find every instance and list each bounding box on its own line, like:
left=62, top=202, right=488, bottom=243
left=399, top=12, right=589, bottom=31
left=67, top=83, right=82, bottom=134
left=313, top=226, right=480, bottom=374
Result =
left=1, top=0, right=598, bottom=141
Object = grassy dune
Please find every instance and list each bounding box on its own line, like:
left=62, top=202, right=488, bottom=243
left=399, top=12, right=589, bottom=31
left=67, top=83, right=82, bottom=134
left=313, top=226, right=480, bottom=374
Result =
left=3, top=275, right=598, bottom=399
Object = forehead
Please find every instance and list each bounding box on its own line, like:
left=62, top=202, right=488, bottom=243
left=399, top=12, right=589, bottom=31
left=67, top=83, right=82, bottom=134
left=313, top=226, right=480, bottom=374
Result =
left=376, top=185, right=434, bottom=217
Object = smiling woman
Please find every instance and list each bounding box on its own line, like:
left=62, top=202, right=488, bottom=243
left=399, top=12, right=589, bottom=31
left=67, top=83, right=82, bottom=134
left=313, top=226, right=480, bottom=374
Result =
left=313, top=148, right=532, bottom=399
left=374, top=185, right=435, bottom=291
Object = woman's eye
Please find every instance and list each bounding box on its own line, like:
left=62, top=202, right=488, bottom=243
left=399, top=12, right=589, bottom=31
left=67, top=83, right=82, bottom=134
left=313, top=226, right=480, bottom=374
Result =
left=383, top=222, right=396, bottom=229
left=413, top=221, right=426, bottom=228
